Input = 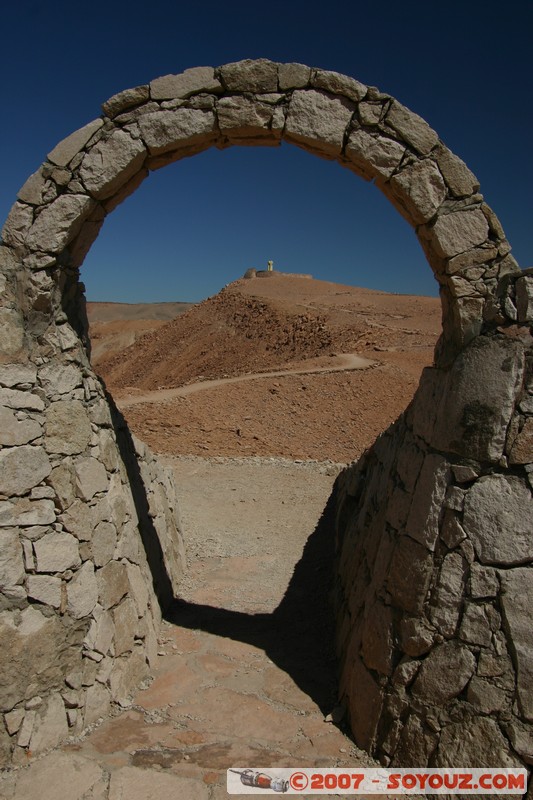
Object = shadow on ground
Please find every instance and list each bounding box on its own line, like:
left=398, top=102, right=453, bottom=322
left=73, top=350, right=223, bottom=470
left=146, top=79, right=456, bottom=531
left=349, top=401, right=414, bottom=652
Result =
left=165, top=487, right=341, bottom=715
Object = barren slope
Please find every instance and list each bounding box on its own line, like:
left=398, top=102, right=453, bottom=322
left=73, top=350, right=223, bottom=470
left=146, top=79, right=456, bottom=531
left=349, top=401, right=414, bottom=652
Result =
left=89, top=274, right=440, bottom=463
left=95, top=275, right=440, bottom=393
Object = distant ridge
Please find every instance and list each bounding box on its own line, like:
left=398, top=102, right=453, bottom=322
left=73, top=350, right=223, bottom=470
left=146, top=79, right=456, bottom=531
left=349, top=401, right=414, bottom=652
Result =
left=87, top=301, right=194, bottom=324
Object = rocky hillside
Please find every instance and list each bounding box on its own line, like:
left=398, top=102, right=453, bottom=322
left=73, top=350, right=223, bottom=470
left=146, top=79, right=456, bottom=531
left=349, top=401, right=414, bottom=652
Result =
left=93, top=275, right=440, bottom=393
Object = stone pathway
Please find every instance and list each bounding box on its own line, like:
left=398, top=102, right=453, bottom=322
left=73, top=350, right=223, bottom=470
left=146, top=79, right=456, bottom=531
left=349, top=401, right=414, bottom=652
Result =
left=1, top=458, right=381, bottom=800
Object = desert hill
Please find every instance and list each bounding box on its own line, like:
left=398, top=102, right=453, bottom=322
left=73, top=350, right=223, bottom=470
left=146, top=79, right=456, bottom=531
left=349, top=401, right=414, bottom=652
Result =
left=88, top=275, right=441, bottom=462
left=92, top=275, right=440, bottom=393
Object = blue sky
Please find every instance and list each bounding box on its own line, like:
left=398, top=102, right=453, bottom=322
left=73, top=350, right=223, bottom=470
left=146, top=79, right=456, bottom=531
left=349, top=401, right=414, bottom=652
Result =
left=1, top=0, right=531, bottom=302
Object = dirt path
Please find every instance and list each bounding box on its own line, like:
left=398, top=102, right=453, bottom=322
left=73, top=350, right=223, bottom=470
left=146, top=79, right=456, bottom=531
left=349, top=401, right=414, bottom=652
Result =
left=115, top=353, right=375, bottom=409
left=2, top=456, right=383, bottom=800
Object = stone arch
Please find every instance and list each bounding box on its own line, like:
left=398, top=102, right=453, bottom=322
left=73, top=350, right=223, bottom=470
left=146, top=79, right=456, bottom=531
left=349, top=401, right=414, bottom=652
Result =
left=0, top=60, right=531, bottom=772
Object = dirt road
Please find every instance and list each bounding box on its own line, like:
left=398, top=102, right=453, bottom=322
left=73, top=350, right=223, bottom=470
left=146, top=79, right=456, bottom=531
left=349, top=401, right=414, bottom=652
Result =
left=115, top=352, right=375, bottom=409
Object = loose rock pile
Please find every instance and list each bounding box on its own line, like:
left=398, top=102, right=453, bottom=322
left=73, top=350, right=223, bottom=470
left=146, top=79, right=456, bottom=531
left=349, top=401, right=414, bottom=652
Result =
left=0, top=59, right=531, bottom=772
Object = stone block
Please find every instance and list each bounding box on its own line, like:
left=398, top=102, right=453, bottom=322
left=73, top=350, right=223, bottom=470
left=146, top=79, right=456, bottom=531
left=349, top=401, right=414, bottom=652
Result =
left=361, top=600, right=394, bottom=675
left=459, top=603, right=492, bottom=647
left=0, top=529, right=25, bottom=588
left=405, top=453, right=450, bottom=551
left=25, top=194, right=98, bottom=255
left=217, top=96, right=277, bottom=140
left=285, top=89, right=354, bottom=158
left=60, top=499, right=94, bottom=541
left=432, top=336, right=525, bottom=462
left=47, top=119, right=104, bottom=167
left=433, top=144, right=480, bottom=197
left=67, top=561, right=98, bottom=619
left=505, top=718, right=533, bottom=765
left=138, top=108, right=217, bottom=156
left=500, top=568, right=533, bottom=721
left=0, top=308, right=24, bottom=358
left=429, top=552, right=465, bottom=637
left=463, top=475, right=533, bottom=565
left=411, top=640, right=476, bottom=705
left=219, top=59, right=278, bottom=93
left=89, top=611, right=115, bottom=656
left=79, top=130, right=146, bottom=200
left=344, top=128, right=405, bottom=180
left=312, top=69, right=367, bottom=101
left=92, top=521, right=117, bottom=567
left=17, top=750, right=107, bottom=800
left=150, top=67, right=221, bottom=99
left=516, top=275, right=533, bottom=323
left=102, top=85, right=150, bottom=117
left=34, top=531, right=80, bottom=573
left=115, top=520, right=141, bottom=564
left=97, top=561, right=129, bottom=610
left=466, top=676, right=509, bottom=713
left=0, top=498, right=56, bottom=527
left=1, top=201, right=34, bottom=248
left=0, top=607, right=66, bottom=711
left=47, top=462, right=77, bottom=511
left=440, top=511, right=467, bottom=549
left=113, top=598, right=137, bottom=655
left=278, top=62, right=311, bottom=90
left=430, top=207, right=489, bottom=258
left=387, top=535, right=434, bottom=613
left=358, top=101, right=384, bottom=125
left=346, top=656, right=384, bottom=752
left=0, top=387, right=44, bottom=411
left=18, top=167, right=48, bottom=204
left=469, top=563, right=499, bottom=598
left=125, top=562, right=150, bottom=617
left=17, top=708, right=36, bottom=747
left=27, top=575, right=62, bottom=608
left=75, top=457, right=108, bottom=500
left=509, top=417, right=533, bottom=464
left=0, top=364, right=36, bottom=388
left=387, top=158, right=447, bottom=224
left=83, top=682, right=111, bottom=726
left=386, top=100, right=439, bottom=155
left=435, top=717, right=522, bottom=768
left=393, top=713, right=438, bottom=767
left=28, top=693, right=68, bottom=754
left=0, top=406, right=42, bottom=446
left=0, top=445, right=51, bottom=497
left=38, top=364, right=81, bottom=395
left=399, top=616, right=435, bottom=656
left=95, top=429, right=120, bottom=473
left=109, top=650, right=148, bottom=704
left=4, top=706, right=24, bottom=736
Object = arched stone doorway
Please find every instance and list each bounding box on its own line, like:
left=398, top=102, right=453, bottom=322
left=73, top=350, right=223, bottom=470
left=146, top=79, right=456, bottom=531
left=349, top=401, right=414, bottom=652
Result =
left=0, top=60, right=531, bottom=773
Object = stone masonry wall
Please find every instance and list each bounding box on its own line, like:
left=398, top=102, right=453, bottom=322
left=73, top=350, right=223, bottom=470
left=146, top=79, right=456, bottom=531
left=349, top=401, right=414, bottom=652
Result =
left=0, top=248, right=185, bottom=767
left=333, top=296, right=533, bottom=770
left=0, top=59, right=530, bottom=770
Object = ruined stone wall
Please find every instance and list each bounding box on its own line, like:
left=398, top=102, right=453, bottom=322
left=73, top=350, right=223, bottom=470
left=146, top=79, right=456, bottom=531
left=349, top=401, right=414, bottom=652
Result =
left=0, top=59, right=530, bottom=770
left=334, top=278, right=533, bottom=769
